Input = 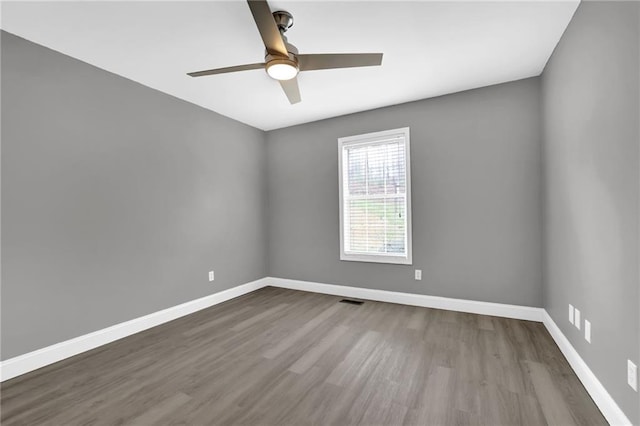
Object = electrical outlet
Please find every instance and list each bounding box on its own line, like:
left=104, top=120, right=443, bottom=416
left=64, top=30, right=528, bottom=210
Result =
left=415, top=269, right=422, bottom=280
left=574, top=308, right=581, bottom=330
left=628, top=360, right=638, bottom=392
left=208, top=271, right=215, bottom=282
left=569, top=304, right=574, bottom=324
left=584, top=319, right=591, bottom=343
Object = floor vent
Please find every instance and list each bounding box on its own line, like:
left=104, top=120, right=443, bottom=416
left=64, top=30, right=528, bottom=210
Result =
left=339, top=299, right=364, bottom=306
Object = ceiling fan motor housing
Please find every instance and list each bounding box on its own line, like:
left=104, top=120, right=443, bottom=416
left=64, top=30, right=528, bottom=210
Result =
left=264, top=33, right=299, bottom=77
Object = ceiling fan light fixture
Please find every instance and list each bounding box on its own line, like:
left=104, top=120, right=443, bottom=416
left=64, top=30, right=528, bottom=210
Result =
left=266, top=58, right=299, bottom=81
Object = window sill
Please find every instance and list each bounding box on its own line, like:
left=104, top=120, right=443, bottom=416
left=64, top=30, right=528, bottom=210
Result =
left=340, top=253, right=412, bottom=265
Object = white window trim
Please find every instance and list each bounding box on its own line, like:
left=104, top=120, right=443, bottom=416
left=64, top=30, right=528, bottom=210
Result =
left=338, top=127, right=412, bottom=265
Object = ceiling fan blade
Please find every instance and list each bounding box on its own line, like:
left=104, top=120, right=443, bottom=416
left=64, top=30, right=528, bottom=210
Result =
left=279, top=77, right=301, bottom=104
left=247, top=0, right=288, bottom=57
left=298, top=53, right=383, bottom=71
left=187, top=63, right=265, bottom=77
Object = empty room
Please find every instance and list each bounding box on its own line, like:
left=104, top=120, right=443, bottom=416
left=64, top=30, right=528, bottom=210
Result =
left=1, top=0, right=639, bottom=424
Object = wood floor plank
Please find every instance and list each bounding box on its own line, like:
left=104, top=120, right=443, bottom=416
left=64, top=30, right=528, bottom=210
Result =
left=182, top=304, right=256, bottom=337
left=1, top=287, right=607, bottom=425
left=124, top=391, right=191, bottom=425
left=289, top=324, right=350, bottom=374
left=414, top=366, right=455, bottom=425
left=263, top=303, right=343, bottom=359
left=527, top=360, right=579, bottom=425
left=230, top=302, right=289, bottom=332
left=325, top=330, right=382, bottom=387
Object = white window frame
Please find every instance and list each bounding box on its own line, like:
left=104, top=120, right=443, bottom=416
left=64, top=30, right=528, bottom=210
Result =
left=338, top=127, right=412, bottom=265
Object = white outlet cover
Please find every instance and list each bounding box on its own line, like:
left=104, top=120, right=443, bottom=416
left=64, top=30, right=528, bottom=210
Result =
left=415, top=269, right=422, bottom=280
left=628, top=360, right=638, bottom=391
left=584, top=319, right=591, bottom=343
left=569, top=304, right=574, bottom=324
left=208, top=271, right=214, bottom=282
left=574, top=308, right=581, bottom=330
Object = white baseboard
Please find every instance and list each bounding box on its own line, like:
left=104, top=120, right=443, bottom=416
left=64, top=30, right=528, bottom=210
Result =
left=267, top=277, right=543, bottom=322
left=542, top=311, right=632, bottom=426
left=0, top=277, right=269, bottom=382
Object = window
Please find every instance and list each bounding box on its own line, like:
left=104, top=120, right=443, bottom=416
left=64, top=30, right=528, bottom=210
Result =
left=338, top=127, right=412, bottom=265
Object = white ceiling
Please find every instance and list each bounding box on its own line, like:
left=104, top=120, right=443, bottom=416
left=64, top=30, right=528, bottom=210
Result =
left=1, top=1, right=578, bottom=130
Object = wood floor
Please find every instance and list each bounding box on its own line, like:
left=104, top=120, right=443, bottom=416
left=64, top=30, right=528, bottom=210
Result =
left=1, top=287, right=606, bottom=425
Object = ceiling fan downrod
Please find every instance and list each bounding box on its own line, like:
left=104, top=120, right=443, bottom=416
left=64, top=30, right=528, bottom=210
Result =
left=272, top=10, right=294, bottom=34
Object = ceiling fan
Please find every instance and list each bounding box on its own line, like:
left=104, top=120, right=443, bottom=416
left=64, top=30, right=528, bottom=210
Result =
left=187, top=0, right=383, bottom=104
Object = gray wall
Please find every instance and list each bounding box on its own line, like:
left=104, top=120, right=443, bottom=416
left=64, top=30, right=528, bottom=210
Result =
left=541, top=1, right=640, bottom=423
left=266, top=78, right=543, bottom=307
left=1, top=32, right=268, bottom=359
